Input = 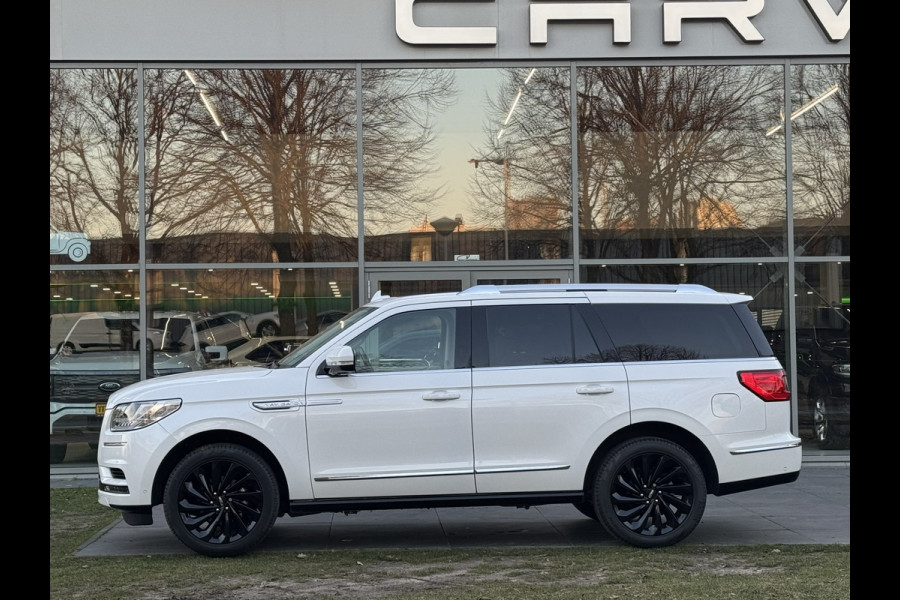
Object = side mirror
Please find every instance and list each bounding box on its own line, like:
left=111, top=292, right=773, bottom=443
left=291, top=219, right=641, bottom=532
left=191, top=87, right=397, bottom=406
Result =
left=324, top=345, right=355, bottom=377
left=204, top=345, right=228, bottom=362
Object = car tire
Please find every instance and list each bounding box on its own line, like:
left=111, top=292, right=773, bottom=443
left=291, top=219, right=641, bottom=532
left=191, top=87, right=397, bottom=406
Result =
left=592, top=437, right=706, bottom=548
left=134, top=339, right=154, bottom=353
left=814, top=395, right=849, bottom=450
left=163, top=443, right=280, bottom=557
left=256, top=320, right=280, bottom=337
left=67, top=242, right=88, bottom=262
left=50, top=443, right=67, bottom=464
left=572, top=500, right=599, bottom=521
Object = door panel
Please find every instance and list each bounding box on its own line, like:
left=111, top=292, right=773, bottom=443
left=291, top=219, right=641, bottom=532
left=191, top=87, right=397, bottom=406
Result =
left=304, top=302, right=475, bottom=498
left=469, top=300, right=629, bottom=494
left=471, top=363, right=629, bottom=493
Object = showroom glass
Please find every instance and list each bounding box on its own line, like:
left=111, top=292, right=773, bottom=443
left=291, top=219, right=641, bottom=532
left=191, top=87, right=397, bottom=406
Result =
left=144, top=268, right=357, bottom=340
left=50, top=62, right=849, bottom=467
left=789, top=64, right=850, bottom=257
left=142, top=68, right=359, bottom=263
left=50, top=269, right=142, bottom=466
left=789, top=263, right=850, bottom=453
left=581, top=262, right=789, bottom=355
left=50, top=69, right=140, bottom=266
left=361, top=67, right=573, bottom=262
left=576, top=65, right=786, bottom=260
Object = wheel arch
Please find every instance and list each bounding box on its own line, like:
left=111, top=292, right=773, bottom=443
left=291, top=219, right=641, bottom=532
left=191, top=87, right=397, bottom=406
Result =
left=151, top=429, right=290, bottom=515
left=581, top=422, right=721, bottom=497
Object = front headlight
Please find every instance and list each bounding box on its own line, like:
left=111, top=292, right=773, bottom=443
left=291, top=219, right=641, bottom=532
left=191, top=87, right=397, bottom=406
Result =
left=832, top=363, right=850, bottom=377
left=109, top=399, right=182, bottom=432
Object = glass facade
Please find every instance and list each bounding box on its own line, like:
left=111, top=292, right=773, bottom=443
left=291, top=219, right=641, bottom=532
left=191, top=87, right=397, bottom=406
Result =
left=50, top=61, right=849, bottom=467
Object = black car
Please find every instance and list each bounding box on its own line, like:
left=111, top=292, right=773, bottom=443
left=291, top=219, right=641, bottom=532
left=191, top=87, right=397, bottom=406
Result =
left=794, top=304, right=850, bottom=449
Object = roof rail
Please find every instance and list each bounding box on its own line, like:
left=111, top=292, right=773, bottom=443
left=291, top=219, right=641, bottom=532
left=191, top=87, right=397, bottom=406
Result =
left=460, top=283, right=718, bottom=295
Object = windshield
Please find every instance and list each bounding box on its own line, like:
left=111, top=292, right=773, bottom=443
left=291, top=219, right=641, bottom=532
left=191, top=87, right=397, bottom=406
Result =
left=277, top=306, right=377, bottom=367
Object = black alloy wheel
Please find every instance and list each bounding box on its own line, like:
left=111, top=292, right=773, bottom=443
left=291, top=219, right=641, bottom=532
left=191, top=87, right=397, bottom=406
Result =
left=163, top=443, right=280, bottom=557
left=593, top=437, right=706, bottom=548
left=257, top=321, right=279, bottom=337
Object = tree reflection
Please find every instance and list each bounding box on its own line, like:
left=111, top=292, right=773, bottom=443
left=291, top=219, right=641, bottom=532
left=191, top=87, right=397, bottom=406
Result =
left=790, top=64, right=850, bottom=256
left=50, top=69, right=140, bottom=263
left=577, top=66, right=785, bottom=269
left=468, top=65, right=789, bottom=277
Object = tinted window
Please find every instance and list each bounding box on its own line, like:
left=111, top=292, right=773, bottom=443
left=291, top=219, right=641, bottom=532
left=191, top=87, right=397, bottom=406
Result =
left=477, top=304, right=610, bottom=367
left=592, top=303, right=760, bottom=361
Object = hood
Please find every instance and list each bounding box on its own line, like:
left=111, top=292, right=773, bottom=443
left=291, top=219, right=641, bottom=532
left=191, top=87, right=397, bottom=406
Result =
left=106, top=364, right=303, bottom=407
left=49, top=350, right=203, bottom=373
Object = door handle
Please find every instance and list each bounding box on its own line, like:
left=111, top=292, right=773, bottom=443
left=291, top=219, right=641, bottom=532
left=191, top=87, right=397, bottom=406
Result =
left=576, top=385, right=614, bottom=395
left=422, top=391, right=461, bottom=401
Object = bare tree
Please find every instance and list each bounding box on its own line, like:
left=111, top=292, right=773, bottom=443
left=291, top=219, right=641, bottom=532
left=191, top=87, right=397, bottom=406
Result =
left=50, top=69, right=141, bottom=262
left=790, top=64, right=850, bottom=254
left=361, top=68, right=455, bottom=236
left=468, top=67, right=572, bottom=232
left=147, top=68, right=455, bottom=332
left=470, top=65, right=785, bottom=280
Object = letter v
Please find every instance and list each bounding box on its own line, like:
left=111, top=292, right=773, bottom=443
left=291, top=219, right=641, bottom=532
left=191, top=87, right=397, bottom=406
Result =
left=804, top=0, right=849, bottom=41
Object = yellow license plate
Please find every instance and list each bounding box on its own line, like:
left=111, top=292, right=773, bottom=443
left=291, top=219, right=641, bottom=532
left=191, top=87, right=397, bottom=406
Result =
left=95, top=403, right=107, bottom=416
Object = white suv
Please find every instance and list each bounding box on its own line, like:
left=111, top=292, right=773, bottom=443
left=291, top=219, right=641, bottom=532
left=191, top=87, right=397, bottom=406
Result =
left=97, top=284, right=801, bottom=556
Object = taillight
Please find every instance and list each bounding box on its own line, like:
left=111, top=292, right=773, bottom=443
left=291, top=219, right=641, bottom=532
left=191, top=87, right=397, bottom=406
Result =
left=738, top=369, right=791, bottom=402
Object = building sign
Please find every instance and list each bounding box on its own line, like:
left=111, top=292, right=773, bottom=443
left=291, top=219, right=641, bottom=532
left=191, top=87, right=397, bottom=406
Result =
left=396, top=0, right=849, bottom=45
left=51, top=0, right=850, bottom=62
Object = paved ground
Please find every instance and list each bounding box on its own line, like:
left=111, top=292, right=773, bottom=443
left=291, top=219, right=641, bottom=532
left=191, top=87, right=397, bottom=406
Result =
left=56, top=464, right=849, bottom=556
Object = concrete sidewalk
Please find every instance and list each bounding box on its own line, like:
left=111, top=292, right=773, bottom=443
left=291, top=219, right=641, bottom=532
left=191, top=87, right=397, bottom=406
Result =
left=65, top=464, right=849, bottom=556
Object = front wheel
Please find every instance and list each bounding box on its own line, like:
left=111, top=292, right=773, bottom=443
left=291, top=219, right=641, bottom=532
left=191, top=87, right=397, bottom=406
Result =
left=256, top=320, right=279, bottom=337
left=593, top=437, right=706, bottom=548
left=163, top=443, right=280, bottom=557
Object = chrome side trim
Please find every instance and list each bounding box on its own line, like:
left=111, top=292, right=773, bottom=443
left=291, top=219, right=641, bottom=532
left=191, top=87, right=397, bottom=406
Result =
left=251, top=399, right=302, bottom=410
left=314, top=464, right=570, bottom=482
left=730, top=440, right=802, bottom=455
left=475, top=464, right=570, bottom=474
left=315, top=469, right=472, bottom=482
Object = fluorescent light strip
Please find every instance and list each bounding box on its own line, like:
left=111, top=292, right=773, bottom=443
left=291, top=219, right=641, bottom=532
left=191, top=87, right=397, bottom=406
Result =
left=184, top=70, right=230, bottom=142
left=766, top=84, right=839, bottom=137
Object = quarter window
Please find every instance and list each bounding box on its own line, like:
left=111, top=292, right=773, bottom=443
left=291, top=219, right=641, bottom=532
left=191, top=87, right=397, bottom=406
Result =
left=592, top=304, right=760, bottom=361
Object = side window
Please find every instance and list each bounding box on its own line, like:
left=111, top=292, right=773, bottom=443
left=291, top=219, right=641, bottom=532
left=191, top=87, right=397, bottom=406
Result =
left=478, top=304, right=607, bottom=367
left=348, top=308, right=456, bottom=373
left=592, top=303, right=760, bottom=361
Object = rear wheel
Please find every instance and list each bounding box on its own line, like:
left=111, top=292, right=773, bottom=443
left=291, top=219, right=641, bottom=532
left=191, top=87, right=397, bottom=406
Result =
left=163, top=443, right=280, bottom=557
left=256, top=320, right=279, bottom=337
left=593, top=437, right=706, bottom=548
left=814, top=395, right=849, bottom=450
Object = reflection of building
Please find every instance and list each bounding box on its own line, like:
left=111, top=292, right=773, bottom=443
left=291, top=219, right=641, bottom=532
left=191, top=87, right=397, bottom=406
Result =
left=695, top=197, right=743, bottom=229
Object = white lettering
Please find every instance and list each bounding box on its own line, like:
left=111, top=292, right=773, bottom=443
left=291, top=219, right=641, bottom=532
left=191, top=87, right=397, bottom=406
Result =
left=395, top=0, right=848, bottom=46
left=395, top=0, right=496, bottom=45
left=804, top=0, right=849, bottom=41
left=663, top=0, right=764, bottom=43
left=531, top=2, right=631, bottom=44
